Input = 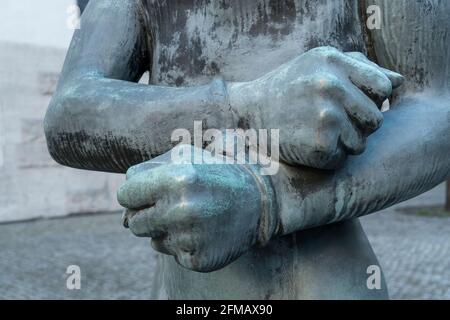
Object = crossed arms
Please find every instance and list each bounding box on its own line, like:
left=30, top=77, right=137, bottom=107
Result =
left=45, top=0, right=450, bottom=271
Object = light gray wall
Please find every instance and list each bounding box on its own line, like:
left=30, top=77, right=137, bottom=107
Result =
left=0, top=1, right=123, bottom=222
left=0, top=0, right=76, bottom=49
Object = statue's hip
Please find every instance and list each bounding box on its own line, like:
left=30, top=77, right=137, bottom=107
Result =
left=152, top=218, right=389, bottom=300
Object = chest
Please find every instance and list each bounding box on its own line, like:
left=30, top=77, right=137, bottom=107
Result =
left=145, top=0, right=366, bottom=85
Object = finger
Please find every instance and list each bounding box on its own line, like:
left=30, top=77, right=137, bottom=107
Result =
left=318, top=101, right=367, bottom=155
left=125, top=152, right=173, bottom=180
left=379, top=67, right=404, bottom=89
left=125, top=189, right=200, bottom=239
left=126, top=162, right=162, bottom=180
left=346, top=84, right=384, bottom=134
left=131, top=203, right=199, bottom=254
left=337, top=112, right=367, bottom=155
left=330, top=51, right=393, bottom=104
left=345, top=52, right=405, bottom=89
left=127, top=206, right=167, bottom=238
left=324, top=74, right=383, bottom=134
left=118, top=164, right=190, bottom=209
left=305, top=103, right=348, bottom=169
left=118, top=170, right=161, bottom=209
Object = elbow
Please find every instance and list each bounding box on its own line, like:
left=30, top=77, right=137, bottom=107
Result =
left=44, top=93, right=68, bottom=167
left=44, top=86, right=84, bottom=168
left=43, top=79, right=133, bottom=174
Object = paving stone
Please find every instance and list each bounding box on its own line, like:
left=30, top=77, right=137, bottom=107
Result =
left=0, top=186, right=448, bottom=300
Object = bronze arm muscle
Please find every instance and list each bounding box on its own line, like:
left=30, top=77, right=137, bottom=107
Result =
left=44, top=0, right=233, bottom=173
left=45, top=1, right=401, bottom=174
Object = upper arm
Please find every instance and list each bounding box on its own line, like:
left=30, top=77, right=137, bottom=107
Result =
left=59, top=0, right=150, bottom=85
left=367, top=0, right=450, bottom=93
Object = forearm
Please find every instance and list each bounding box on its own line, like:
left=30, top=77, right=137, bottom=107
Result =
left=44, top=76, right=234, bottom=173
left=273, top=92, right=450, bottom=235
left=45, top=0, right=237, bottom=173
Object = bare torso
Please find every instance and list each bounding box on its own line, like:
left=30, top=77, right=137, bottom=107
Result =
left=145, top=0, right=367, bottom=86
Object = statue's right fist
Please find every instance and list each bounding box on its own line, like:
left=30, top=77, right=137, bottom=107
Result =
left=117, top=146, right=278, bottom=273
left=228, top=46, right=404, bottom=169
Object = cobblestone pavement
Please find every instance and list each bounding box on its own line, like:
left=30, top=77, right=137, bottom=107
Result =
left=0, top=212, right=158, bottom=299
left=361, top=184, right=450, bottom=300
left=0, top=184, right=448, bottom=299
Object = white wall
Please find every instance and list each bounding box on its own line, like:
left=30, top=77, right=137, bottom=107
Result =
left=0, top=1, right=124, bottom=222
left=0, top=42, right=124, bottom=222
left=0, top=0, right=76, bottom=49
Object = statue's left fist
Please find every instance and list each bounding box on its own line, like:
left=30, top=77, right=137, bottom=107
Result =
left=117, top=147, right=278, bottom=272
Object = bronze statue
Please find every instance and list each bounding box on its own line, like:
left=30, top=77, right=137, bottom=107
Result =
left=45, top=0, right=450, bottom=299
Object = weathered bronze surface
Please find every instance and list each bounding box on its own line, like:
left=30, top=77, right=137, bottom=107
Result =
left=45, top=0, right=450, bottom=299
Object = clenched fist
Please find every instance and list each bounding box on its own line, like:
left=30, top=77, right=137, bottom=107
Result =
left=117, top=146, right=278, bottom=272
left=228, top=46, right=404, bottom=169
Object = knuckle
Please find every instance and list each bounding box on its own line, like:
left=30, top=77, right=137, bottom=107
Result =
left=317, top=107, right=341, bottom=125
left=309, top=46, right=340, bottom=60
left=363, top=109, right=384, bottom=133
left=306, top=47, right=324, bottom=57
left=372, top=73, right=393, bottom=97
left=311, top=73, right=343, bottom=95
left=116, top=184, right=130, bottom=207
left=169, top=203, right=190, bottom=218
left=172, top=168, right=199, bottom=189
left=348, top=51, right=368, bottom=61
left=167, top=201, right=200, bottom=223
left=125, top=167, right=135, bottom=180
left=186, top=171, right=199, bottom=186
left=125, top=163, right=147, bottom=180
left=351, top=51, right=363, bottom=58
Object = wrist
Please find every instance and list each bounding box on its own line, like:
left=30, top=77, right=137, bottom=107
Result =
left=227, top=81, right=264, bottom=129
left=242, top=164, right=280, bottom=246
left=207, top=77, right=240, bottom=129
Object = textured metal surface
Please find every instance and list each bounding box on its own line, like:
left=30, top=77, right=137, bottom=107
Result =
left=44, top=0, right=450, bottom=299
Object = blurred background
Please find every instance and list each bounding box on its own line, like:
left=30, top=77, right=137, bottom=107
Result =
left=0, top=0, right=448, bottom=299
left=0, top=0, right=122, bottom=223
